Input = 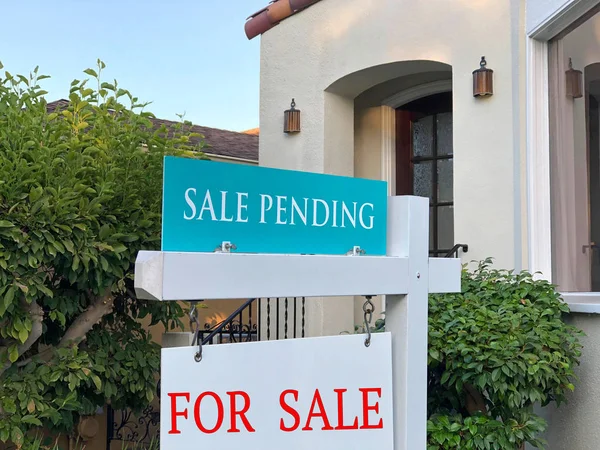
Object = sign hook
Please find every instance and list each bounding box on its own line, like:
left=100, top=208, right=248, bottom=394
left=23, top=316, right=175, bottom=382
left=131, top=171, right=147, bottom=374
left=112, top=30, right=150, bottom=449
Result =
left=189, top=301, right=203, bottom=362
left=363, top=295, right=374, bottom=347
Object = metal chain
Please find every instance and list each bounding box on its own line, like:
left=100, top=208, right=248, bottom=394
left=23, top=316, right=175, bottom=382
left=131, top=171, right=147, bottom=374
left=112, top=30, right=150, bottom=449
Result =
left=189, top=301, right=202, bottom=362
left=363, top=295, right=374, bottom=347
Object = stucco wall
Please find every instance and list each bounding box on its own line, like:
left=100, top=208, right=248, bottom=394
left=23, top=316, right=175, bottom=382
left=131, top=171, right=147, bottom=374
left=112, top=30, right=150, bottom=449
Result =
left=259, top=0, right=526, bottom=335
left=538, top=313, right=600, bottom=450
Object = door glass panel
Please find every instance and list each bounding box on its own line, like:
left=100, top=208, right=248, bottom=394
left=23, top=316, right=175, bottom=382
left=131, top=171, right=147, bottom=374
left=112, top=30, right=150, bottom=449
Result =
left=437, top=112, right=453, bottom=156
left=413, top=116, right=433, bottom=157
left=438, top=205, right=454, bottom=250
left=413, top=161, right=433, bottom=200
left=438, top=159, right=453, bottom=203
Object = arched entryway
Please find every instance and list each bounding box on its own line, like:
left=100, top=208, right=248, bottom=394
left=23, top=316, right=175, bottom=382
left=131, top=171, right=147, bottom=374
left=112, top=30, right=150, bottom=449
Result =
left=325, top=60, right=455, bottom=327
left=340, top=61, right=454, bottom=258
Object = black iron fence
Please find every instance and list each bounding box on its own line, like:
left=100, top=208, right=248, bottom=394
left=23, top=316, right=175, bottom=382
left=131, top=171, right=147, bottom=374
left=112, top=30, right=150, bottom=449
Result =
left=106, top=404, right=159, bottom=450
left=196, top=297, right=307, bottom=345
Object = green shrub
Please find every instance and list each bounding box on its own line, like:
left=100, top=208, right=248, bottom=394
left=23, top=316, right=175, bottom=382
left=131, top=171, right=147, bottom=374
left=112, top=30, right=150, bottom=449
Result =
left=361, top=258, right=584, bottom=449
left=0, top=60, right=205, bottom=447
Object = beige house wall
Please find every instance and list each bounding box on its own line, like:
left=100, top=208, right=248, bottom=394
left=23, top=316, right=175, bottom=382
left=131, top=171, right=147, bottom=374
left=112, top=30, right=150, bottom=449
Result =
left=259, top=0, right=527, bottom=334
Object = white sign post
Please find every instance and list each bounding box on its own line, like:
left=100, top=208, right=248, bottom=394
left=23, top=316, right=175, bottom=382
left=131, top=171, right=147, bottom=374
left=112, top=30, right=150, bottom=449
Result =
left=135, top=196, right=461, bottom=450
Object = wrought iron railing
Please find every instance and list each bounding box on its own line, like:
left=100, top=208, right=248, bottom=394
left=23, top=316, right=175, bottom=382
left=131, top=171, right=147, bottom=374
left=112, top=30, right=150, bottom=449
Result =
left=106, top=404, right=159, bottom=450
left=198, top=297, right=306, bottom=345
left=199, top=297, right=258, bottom=345
left=430, top=244, right=468, bottom=258
left=444, top=243, right=468, bottom=258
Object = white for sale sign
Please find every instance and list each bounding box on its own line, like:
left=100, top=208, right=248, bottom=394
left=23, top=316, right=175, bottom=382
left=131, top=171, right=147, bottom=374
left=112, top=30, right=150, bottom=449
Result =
left=160, top=333, right=394, bottom=450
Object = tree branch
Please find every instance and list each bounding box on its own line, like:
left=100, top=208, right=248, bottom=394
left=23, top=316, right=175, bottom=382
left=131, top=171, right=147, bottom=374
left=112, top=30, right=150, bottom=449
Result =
left=0, top=300, right=44, bottom=377
left=58, top=290, right=114, bottom=348
left=20, top=290, right=115, bottom=365
left=464, top=383, right=487, bottom=415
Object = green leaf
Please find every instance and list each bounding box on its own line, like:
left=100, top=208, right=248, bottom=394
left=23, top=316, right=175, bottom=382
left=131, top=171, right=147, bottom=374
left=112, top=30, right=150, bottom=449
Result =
left=83, top=68, right=98, bottom=78
left=18, top=327, right=28, bottom=344
left=29, top=186, right=43, bottom=202
left=20, top=415, right=42, bottom=426
left=101, top=82, right=116, bottom=91
left=440, top=371, right=451, bottom=384
left=91, top=375, right=102, bottom=391
left=49, top=372, right=62, bottom=383
left=113, top=243, right=127, bottom=254
left=64, top=239, right=75, bottom=253
left=10, top=427, right=23, bottom=446
left=0, top=220, right=14, bottom=228
left=8, top=344, right=18, bottom=363
left=4, top=286, right=15, bottom=309
left=99, top=224, right=111, bottom=240
left=492, top=368, right=501, bottom=382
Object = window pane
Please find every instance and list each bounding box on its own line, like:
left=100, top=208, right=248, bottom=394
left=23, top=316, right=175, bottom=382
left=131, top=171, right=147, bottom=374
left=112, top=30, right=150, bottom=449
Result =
left=413, top=116, right=433, bottom=157
left=437, top=112, right=453, bottom=156
left=413, top=161, right=433, bottom=201
left=438, top=159, right=453, bottom=203
left=438, top=205, right=454, bottom=250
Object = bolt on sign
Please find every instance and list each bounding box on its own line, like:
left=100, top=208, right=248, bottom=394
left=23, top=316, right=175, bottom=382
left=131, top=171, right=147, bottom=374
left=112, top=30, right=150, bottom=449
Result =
left=135, top=156, right=462, bottom=450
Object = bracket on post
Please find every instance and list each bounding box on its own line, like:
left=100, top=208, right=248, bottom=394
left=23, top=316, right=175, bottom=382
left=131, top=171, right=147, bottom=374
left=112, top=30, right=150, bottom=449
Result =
left=347, top=246, right=366, bottom=256
left=215, top=241, right=237, bottom=253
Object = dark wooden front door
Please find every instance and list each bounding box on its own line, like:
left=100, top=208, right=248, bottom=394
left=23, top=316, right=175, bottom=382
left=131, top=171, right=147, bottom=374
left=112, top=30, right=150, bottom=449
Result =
left=396, top=92, right=454, bottom=256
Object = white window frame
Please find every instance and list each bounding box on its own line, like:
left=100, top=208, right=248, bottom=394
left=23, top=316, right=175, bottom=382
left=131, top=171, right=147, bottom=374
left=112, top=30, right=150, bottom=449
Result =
left=527, top=0, right=600, bottom=312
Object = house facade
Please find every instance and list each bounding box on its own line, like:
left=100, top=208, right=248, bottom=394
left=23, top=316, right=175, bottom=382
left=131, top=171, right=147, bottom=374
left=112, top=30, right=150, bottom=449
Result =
left=244, top=0, right=600, bottom=448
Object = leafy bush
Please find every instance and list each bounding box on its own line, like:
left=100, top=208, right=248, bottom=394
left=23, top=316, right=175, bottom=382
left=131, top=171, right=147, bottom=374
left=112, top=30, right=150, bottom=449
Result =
left=0, top=60, right=206, bottom=447
left=362, top=259, right=583, bottom=449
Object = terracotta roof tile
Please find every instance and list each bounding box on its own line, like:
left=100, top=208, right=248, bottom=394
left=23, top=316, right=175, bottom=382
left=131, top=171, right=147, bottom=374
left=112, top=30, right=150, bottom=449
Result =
left=245, top=0, right=323, bottom=40
left=45, top=99, right=258, bottom=162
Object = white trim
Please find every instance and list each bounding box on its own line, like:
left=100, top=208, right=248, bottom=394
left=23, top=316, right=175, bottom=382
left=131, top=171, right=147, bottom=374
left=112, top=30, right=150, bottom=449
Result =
left=528, top=0, right=600, bottom=40
left=205, top=153, right=258, bottom=164
left=526, top=37, right=553, bottom=281
left=561, top=292, right=600, bottom=313
left=380, top=106, right=396, bottom=313
left=382, top=80, right=452, bottom=109
left=381, top=106, right=396, bottom=196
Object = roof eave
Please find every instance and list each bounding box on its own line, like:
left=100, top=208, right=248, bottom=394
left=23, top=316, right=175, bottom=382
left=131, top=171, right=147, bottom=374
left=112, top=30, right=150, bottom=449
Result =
left=245, top=0, right=323, bottom=40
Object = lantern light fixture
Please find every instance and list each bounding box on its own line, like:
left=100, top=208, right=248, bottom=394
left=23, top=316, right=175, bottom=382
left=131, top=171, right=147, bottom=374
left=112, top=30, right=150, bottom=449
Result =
left=566, top=58, right=583, bottom=99
left=284, top=98, right=301, bottom=133
left=473, top=56, right=494, bottom=98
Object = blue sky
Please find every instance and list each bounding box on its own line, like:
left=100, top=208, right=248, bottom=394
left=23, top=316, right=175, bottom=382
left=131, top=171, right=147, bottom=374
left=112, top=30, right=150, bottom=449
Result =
left=1, top=0, right=266, bottom=132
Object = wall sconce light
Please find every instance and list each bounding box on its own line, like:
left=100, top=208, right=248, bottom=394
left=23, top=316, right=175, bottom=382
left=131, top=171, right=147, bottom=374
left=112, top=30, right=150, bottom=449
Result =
left=284, top=98, right=301, bottom=133
left=473, top=56, right=494, bottom=98
left=566, top=58, right=583, bottom=99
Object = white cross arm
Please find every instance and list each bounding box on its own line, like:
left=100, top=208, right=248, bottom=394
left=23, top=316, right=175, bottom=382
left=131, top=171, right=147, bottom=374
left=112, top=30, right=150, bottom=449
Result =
left=133, top=250, right=461, bottom=301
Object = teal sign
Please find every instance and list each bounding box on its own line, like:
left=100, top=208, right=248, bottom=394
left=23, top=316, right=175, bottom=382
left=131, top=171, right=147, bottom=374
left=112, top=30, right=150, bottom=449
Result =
left=161, top=156, right=388, bottom=255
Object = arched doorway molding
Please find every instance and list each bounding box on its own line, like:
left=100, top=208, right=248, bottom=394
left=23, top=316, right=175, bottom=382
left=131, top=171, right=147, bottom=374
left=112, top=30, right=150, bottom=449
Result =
left=378, top=79, right=453, bottom=194
left=382, top=79, right=453, bottom=109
